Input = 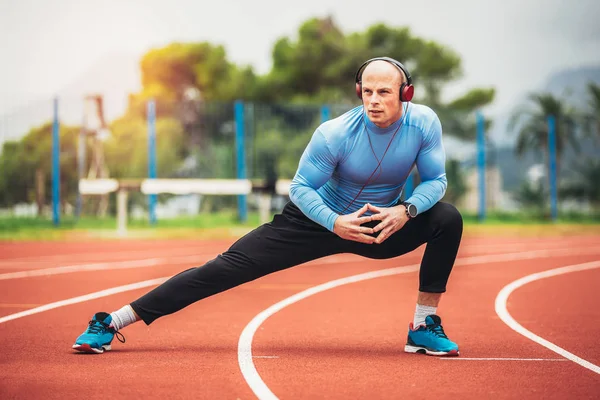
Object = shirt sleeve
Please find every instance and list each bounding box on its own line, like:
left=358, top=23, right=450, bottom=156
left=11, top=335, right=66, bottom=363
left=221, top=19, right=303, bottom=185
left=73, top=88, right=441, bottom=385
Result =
left=405, top=114, right=448, bottom=214
left=288, top=128, right=340, bottom=231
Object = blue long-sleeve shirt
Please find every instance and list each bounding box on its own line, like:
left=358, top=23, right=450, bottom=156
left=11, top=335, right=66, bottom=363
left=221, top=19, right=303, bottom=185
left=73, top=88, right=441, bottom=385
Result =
left=289, top=103, right=447, bottom=232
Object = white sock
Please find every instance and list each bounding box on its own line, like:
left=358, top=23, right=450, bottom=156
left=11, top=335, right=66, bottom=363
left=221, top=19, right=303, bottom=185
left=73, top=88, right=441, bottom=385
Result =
left=413, top=304, right=437, bottom=328
left=109, top=305, right=137, bottom=331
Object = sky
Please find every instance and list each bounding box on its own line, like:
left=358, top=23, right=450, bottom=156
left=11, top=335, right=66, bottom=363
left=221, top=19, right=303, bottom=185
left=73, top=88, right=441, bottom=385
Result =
left=1, top=0, right=599, bottom=121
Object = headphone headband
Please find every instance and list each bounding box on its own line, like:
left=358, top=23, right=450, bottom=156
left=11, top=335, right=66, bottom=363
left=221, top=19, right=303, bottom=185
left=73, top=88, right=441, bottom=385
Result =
left=354, top=57, right=412, bottom=85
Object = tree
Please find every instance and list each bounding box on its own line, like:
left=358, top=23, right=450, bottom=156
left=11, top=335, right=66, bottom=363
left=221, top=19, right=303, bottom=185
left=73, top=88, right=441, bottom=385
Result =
left=0, top=122, right=81, bottom=212
left=582, top=82, right=600, bottom=144
left=103, top=116, right=186, bottom=180
left=126, top=42, right=259, bottom=119
left=514, top=180, right=547, bottom=212
left=121, top=17, right=497, bottom=212
left=560, top=157, right=600, bottom=210
left=128, top=17, right=495, bottom=128
left=263, top=17, right=348, bottom=103
left=2, top=17, right=499, bottom=213
left=259, top=18, right=483, bottom=109
left=139, top=42, right=257, bottom=102
left=508, top=93, right=579, bottom=192
left=438, top=88, right=496, bottom=140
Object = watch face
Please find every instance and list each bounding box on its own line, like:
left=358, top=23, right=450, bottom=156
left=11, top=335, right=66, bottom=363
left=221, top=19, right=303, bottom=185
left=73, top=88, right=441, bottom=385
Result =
left=407, top=204, right=417, bottom=217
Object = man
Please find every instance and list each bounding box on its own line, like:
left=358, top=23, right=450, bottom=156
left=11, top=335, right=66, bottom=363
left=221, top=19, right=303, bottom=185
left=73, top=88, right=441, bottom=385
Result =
left=73, top=57, right=463, bottom=357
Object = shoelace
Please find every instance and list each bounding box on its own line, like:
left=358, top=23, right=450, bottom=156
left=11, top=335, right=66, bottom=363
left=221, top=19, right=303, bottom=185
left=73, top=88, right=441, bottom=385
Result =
left=87, top=319, right=126, bottom=343
left=426, top=323, right=448, bottom=339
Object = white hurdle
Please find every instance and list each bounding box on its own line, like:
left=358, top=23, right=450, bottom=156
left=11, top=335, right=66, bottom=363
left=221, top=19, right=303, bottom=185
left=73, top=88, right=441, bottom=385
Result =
left=140, top=179, right=252, bottom=196
left=78, top=178, right=262, bottom=236
left=79, top=179, right=131, bottom=236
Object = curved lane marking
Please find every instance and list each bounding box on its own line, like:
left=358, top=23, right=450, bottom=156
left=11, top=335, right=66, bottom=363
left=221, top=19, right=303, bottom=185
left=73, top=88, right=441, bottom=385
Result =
left=495, top=260, right=600, bottom=375
left=238, top=248, right=600, bottom=399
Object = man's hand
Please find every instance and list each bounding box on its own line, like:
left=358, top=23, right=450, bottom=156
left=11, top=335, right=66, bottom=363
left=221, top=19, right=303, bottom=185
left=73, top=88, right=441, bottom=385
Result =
left=368, top=203, right=410, bottom=244
left=333, top=203, right=376, bottom=244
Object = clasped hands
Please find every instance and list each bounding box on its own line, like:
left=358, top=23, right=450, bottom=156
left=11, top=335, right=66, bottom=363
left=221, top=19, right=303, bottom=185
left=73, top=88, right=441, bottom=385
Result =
left=333, top=203, right=409, bottom=244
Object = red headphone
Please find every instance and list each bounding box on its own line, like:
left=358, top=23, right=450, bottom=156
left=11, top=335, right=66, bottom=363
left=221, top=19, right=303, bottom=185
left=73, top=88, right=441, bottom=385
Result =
left=355, top=57, right=414, bottom=102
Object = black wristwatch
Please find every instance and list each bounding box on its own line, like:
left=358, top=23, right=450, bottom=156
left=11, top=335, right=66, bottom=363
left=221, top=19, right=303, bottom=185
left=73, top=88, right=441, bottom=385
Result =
left=403, top=202, right=418, bottom=219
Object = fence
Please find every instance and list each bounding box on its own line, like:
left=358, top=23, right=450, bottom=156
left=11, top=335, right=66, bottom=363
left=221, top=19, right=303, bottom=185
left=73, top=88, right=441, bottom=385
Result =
left=1, top=97, right=598, bottom=227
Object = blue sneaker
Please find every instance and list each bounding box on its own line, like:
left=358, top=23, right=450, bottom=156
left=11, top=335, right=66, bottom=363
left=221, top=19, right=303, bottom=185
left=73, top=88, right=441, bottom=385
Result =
left=72, top=312, right=125, bottom=354
left=404, top=315, right=459, bottom=356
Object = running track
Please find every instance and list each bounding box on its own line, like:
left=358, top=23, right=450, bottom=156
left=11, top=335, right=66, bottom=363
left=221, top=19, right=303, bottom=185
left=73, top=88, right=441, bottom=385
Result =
left=0, top=235, right=599, bottom=399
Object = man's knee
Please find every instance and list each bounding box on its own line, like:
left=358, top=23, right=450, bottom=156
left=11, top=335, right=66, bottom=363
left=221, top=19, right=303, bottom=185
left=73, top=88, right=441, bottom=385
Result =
left=433, top=202, right=463, bottom=234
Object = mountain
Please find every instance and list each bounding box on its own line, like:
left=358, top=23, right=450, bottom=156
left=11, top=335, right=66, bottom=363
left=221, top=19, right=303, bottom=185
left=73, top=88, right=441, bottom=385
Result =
left=484, top=64, right=600, bottom=148
left=541, top=65, right=600, bottom=107
left=445, top=64, right=600, bottom=199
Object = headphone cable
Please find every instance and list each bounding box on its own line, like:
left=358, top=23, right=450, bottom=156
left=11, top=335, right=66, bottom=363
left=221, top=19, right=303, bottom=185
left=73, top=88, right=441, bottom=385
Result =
left=339, top=102, right=409, bottom=214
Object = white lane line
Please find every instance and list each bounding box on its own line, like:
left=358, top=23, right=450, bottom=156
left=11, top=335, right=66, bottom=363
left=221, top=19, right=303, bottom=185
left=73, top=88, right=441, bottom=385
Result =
left=3, top=246, right=585, bottom=324
left=238, top=248, right=600, bottom=400
left=0, top=254, right=212, bottom=280
left=0, top=245, right=596, bottom=391
left=0, top=277, right=169, bottom=324
left=0, top=245, right=216, bottom=266
left=439, top=358, right=567, bottom=361
left=495, top=260, right=600, bottom=375
left=238, top=265, right=419, bottom=400
left=3, top=243, right=598, bottom=281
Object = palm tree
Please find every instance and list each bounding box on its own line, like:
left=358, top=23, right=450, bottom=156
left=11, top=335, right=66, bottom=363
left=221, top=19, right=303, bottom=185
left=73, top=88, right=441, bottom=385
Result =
left=508, top=93, right=578, bottom=193
left=582, top=83, right=600, bottom=144
left=560, top=158, right=600, bottom=211
left=438, top=88, right=496, bottom=141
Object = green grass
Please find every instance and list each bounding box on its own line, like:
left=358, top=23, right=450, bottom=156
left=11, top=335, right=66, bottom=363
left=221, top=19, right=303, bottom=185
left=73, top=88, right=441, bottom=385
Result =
left=0, top=211, right=266, bottom=241
left=1, top=210, right=599, bottom=241
left=461, top=210, right=600, bottom=224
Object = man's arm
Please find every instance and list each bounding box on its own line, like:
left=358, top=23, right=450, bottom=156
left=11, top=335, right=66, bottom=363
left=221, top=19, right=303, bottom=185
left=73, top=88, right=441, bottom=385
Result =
left=405, top=114, right=448, bottom=214
left=288, top=129, right=340, bottom=231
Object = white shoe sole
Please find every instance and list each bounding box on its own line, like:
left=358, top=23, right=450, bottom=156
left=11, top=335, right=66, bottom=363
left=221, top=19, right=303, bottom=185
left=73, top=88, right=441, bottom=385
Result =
left=72, top=343, right=111, bottom=354
left=404, top=344, right=459, bottom=357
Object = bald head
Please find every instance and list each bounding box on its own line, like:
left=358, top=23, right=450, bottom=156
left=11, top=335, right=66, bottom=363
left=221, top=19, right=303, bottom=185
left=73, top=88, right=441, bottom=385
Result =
left=361, top=60, right=406, bottom=87
left=360, top=60, right=406, bottom=128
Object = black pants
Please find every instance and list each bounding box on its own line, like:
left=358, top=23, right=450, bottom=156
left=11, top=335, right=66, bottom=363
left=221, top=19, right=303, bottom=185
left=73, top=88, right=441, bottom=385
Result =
left=131, top=201, right=463, bottom=325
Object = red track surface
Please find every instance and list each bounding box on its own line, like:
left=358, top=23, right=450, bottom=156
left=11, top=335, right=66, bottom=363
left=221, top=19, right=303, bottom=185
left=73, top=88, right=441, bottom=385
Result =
left=0, top=235, right=599, bottom=399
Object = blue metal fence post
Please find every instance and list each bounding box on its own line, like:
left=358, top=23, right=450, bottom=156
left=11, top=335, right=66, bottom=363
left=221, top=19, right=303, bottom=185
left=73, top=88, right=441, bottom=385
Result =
left=147, top=100, right=157, bottom=225
left=320, top=105, right=331, bottom=123
left=52, top=97, right=60, bottom=226
left=547, top=115, right=558, bottom=221
left=235, top=100, right=247, bottom=222
left=476, top=111, right=486, bottom=222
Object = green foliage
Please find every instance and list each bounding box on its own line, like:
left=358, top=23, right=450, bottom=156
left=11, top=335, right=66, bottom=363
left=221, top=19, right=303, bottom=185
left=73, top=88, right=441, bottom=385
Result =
left=514, top=180, right=547, bottom=213
left=560, top=157, right=600, bottom=210
left=266, top=17, right=349, bottom=102
left=508, top=92, right=580, bottom=207
left=2, top=211, right=598, bottom=241
left=509, top=93, right=579, bottom=161
left=139, top=42, right=257, bottom=102
left=104, top=116, right=186, bottom=179
left=582, top=83, right=600, bottom=144
left=587, top=82, right=600, bottom=115
left=251, top=104, right=321, bottom=179
left=2, top=16, right=499, bottom=213
left=130, top=17, right=490, bottom=112
left=0, top=122, right=81, bottom=208
left=506, top=88, right=600, bottom=210
left=447, top=88, right=496, bottom=111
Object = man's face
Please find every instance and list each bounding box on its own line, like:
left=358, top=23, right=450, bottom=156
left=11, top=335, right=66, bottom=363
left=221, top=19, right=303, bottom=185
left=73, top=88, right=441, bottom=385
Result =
left=360, top=61, right=404, bottom=128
